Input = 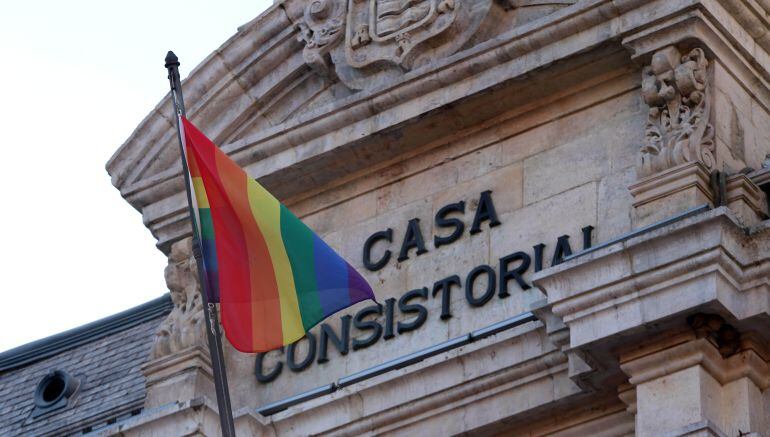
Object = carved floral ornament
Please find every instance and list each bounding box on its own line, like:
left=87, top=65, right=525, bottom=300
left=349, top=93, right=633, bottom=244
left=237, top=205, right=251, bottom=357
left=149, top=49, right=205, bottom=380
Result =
left=638, top=46, right=715, bottom=177
left=296, top=0, right=576, bottom=90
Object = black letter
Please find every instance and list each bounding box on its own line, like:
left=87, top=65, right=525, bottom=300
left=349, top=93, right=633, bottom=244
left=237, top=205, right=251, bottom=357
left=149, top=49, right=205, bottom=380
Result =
left=533, top=243, right=545, bottom=272
left=582, top=225, right=594, bottom=250
left=363, top=228, right=393, bottom=271
left=255, top=348, right=283, bottom=383
left=352, top=305, right=383, bottom=350
left=434, top=201, right=465, bottom=248
left=287, top=333, right=316, bottom=372
left=397, top=287, right=428, bottom=334
left=499, top=251, right=531, bottom=297
left=317, top=315, right=351, bottom=364
left=465, top=265, right=496, bottom=306
left=551, top=235, right=573, bottom=266
left=383, top=298, right=396, bottom=340
left=432, top=275, right=461, bottom=319
left=398, top=219, right=428, bottom=262
left=470, top=190, right=501, bottom=234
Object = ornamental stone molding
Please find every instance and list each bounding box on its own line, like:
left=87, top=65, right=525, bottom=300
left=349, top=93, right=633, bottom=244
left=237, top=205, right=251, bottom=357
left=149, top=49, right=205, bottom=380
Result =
left=143, top=238, right=214, bottom=413
left=533, top=208, right=770, bottom=435
left=618, top=333, right=770, bottom=435
left=108, top=0, right=770, bottom=253
left=293, top=0, right=576, bottom=90
left=150, top=238, right=206, bottom=360
left=296, top=0, right=346, bottom=79
left=638, top=46, right=715, bottom=178
left=90, top=0, right=770, bottom=435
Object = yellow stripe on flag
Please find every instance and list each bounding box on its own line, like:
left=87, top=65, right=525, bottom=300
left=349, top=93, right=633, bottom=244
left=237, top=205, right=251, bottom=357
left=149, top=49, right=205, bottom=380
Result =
left=246, top=181, right=305, bottom=344
left=192, top=177, right=210, bottom=208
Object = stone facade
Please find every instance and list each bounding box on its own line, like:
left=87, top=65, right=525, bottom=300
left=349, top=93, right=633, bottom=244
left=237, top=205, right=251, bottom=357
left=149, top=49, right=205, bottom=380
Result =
left=5, top=0, right=770, bottom=435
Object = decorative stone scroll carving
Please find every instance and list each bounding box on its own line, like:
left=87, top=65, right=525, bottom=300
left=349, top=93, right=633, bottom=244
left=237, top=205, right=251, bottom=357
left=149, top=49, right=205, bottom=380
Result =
left=295, top=0, right=580, bottom=89
left=150, top=238, right=206, bottom=359
left=638, top=46, right=715, bottom=177
left=297, top=0, right=346, bottom=78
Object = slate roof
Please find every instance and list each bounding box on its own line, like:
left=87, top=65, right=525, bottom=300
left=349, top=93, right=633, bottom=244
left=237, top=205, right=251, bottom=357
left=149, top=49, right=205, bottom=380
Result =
left=0, top=296, right=171, bottom=436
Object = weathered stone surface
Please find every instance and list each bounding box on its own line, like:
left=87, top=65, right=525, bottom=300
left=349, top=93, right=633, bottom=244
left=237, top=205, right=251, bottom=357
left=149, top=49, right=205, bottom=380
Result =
left=150, top=239, right=206, bottom=360
left=629, top=161, right=714, bottom=227
left=637, top=46, right=715, bottom=178
left=91, top=0, right=770, bottom=435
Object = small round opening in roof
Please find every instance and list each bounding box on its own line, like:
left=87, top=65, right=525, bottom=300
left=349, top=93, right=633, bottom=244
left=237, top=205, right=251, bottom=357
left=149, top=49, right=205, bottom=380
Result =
left=34, top=370, right=77, bottom=409
left=41, top=376, right=65, bottom=403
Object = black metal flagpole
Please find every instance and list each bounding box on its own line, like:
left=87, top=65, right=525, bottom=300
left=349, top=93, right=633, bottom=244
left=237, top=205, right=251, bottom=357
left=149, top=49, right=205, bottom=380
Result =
left=164, top=50, right=237, bottom=437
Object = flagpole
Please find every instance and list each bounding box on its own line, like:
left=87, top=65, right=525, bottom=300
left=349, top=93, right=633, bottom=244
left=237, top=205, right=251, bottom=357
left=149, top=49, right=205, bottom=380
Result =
left=164, top=51, right=237, bottom=437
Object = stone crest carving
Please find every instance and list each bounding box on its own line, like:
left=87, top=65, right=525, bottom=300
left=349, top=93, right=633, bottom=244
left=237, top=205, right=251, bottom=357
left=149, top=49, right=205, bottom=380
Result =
left=150, top=238, right=206, bottom=359
left=297, top=0, right=346, bottom=78
left=345, top=0, right=458, bottom=68
left=297, top=0, right=493, bottom=89
left=638, top=46, right=715, bottom=177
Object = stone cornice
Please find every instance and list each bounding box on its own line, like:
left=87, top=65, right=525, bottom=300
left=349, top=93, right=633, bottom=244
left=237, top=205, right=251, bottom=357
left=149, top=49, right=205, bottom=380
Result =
left=92, top=322, right=615, bottom=436
left=619, top=336, right=770, bottom=390
left=106, top=0, right=770, bottom=251
left=233, top=324, right=585, bottom=435
left=533, top=208, right=770, bottom=350
left=141, top=346, right=213, bottom=387
left=88, top=397, right=222, bottom=437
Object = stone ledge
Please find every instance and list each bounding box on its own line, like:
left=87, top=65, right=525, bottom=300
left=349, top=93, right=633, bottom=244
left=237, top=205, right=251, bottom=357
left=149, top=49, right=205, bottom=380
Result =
left=629, top=162, right=714, bottom=227
left=230, top=323, right=616, bottom=436
left=88, top=397, right=221, bottom=437
left=533, top=208, right=770, bottom=350
left=725, top=172, right=768, bottom=226
left=620, top=336, right=770, bottom=389
left=141, top=346, right=215, bottom=410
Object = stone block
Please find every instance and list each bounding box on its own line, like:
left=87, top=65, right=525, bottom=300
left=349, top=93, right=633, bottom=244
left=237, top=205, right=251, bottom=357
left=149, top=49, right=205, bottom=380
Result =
left=431, top=162, right=523, bottom=219
left=376, top=162, right=460, bottom=213
left=750, top=100, right=770, bottom=170
left=141, top=346, right=215, bottom=409
left=523, top=127, right=609, bottom=205
left=629, top=161, right=714, bottom=227
left=635, top=366, right=722, bottom=437
left=300, top=189, right=378, bottom=237
left=724, top=173, right=767, bottom=227
left=597, top=167, right=634, bottom=242
left=490, top=181, right=598, bottom=271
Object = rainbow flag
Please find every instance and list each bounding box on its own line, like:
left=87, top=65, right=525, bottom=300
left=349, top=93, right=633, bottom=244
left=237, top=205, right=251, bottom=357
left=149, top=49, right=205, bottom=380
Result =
left=180, top=117, right=375, bottom=353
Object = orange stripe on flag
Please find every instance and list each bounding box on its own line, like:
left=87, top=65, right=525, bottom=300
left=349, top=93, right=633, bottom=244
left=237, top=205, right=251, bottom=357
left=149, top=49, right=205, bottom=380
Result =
left=213, top=150, right=283, bottom=351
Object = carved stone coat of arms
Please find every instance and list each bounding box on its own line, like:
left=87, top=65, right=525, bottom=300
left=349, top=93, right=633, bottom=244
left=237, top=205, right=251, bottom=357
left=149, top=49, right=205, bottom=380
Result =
left=296, top=0, right=577, bottom=90
left=298, top=0, right=493, bottom=89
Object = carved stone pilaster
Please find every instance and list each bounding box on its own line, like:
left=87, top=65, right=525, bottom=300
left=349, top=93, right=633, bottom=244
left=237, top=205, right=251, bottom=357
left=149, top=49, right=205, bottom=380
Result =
left=143, top=239, right=214, bottom=409
left=150, top=238, right=206, bottom=360
left=638, top=46, right=715, bottom=178
left=618, top=331, right=770, bottom=436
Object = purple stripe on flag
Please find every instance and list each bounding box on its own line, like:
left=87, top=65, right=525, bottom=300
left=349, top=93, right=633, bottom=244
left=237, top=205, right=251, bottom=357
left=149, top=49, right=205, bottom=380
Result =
left=347, top=263, right=374, bottom=304
left=313, top=235, right=352, bottom=317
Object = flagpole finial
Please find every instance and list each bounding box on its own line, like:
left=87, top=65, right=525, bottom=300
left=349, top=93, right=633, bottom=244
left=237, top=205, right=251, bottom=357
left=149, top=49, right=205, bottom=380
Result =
left=165, top=51, right=180, bottom=69
left=165, top=51, right=185, bottom=117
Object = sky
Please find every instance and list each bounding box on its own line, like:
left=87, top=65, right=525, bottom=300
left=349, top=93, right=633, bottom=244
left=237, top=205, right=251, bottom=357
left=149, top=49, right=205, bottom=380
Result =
left=0, top=0, right=272, bottom=352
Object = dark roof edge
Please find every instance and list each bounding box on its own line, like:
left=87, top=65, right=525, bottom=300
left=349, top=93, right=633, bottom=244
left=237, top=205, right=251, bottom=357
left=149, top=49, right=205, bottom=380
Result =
left=0, top=295, right=172, bottom=372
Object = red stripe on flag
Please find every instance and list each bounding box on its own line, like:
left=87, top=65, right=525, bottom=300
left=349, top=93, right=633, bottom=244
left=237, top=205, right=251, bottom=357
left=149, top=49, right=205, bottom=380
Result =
left=214, top=151, right=283, bottom=351
left=183, top=119, right=282, bottom=351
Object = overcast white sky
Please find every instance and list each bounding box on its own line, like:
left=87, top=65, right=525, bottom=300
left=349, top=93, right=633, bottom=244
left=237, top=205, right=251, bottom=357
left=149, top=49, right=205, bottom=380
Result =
left=0, top=0, right=272, bottom=352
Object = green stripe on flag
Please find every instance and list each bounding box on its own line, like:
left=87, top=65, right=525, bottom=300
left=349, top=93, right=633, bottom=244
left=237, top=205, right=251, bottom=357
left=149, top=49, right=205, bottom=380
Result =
left=280, top=205, right=323, bottom=330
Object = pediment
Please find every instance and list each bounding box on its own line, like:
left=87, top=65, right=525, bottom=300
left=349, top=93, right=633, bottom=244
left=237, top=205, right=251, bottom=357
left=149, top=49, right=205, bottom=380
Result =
left=107, top=0, right=648, bottom=250
left=108, top=0, right=579, bottom=198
